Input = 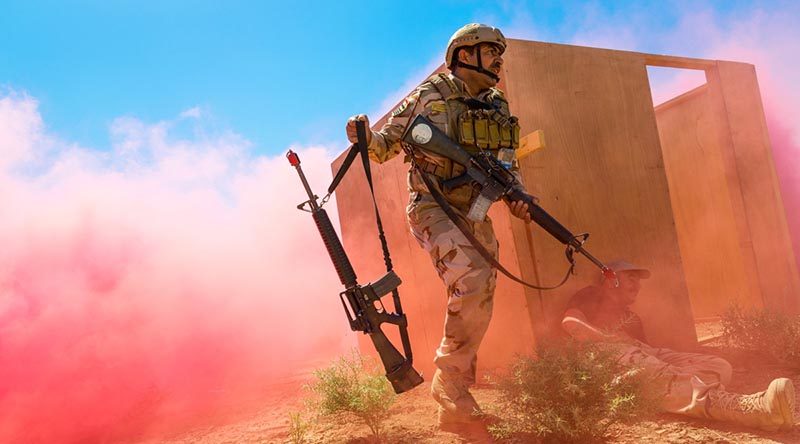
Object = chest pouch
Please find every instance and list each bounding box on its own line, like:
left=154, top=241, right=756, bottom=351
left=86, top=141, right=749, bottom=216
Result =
left=457, top=109, right=521, bottom=151
left=457, top=110, right=491, bottom=150
left=459, top=113, right=475, bottom=146
left=473, top=111, right=490, bottom=149
left=488, top=117, right=501, bottom=149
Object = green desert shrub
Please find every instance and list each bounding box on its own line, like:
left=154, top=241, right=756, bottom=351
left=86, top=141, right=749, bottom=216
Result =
left=489, top=340, right=658, bottom=443
left=721, top=305, right=800, bottom=368
left=307, top=351, right=395, bottom=441
left=287, top=410, right=310, bottom=444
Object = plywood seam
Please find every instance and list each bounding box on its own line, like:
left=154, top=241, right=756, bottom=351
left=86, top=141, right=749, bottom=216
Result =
left=522, top=222, right=547, bottom=328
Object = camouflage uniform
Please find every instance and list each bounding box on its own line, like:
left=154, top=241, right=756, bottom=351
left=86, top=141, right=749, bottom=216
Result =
left=611, top=341, right=732, bottom=415
left=565, top=285, right=734, bottom=415
left=610, top=340, right=796, bottom=430
left=562, top=261, right=795, bottom=431
left=367, top=72, right=521, bottom=387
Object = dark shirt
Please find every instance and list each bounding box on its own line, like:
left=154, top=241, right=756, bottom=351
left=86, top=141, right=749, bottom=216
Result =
left=565, top=286, right=648, bottom=344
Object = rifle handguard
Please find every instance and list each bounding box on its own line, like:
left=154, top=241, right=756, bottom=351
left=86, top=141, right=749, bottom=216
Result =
left=506, top=189, right=576, bottom=247
left=313, top=209, right=358, bottom=289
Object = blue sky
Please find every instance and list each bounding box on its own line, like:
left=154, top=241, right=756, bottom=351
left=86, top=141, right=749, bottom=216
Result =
left=0, top=0, right=794, bottom=156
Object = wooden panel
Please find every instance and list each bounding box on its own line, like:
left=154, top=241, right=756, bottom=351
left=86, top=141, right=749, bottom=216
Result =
left=518, top=129, right=546, bottom=159
left=715, top=62, right=800, bottom=312
left=502, top=39, right=696, bottom=348
left=642, top=54, right=716, bottom=70
left=654, top=85, right=761, bottom=316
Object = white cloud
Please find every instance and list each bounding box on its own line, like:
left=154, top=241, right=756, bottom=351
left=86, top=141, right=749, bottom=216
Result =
left=0, top=91, right=44, bottom=170
left=179, top=106, right=202, bottom=119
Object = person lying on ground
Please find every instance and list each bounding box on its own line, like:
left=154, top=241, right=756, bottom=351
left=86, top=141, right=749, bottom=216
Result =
left=561, top=260, right=796, bottom=432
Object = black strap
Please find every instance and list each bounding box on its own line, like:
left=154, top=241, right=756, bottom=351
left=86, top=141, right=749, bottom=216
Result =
left=354, top=124, right=395, bottom=274
left=458, top=97, right=494, bottom=110
left=328, top=123, right=413, bottom=358
left=455, top=43, right=500, bottom=83
left=417, top=167, right=574, bottom=291
left=328, top=124, right=397, bottom=275
left=328, top=141, right=360, bottom=195
left=353, top=123, right=413, bottom=360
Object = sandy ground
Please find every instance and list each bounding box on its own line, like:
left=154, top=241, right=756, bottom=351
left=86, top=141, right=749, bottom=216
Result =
left=136, top=345, right=800, bottom=444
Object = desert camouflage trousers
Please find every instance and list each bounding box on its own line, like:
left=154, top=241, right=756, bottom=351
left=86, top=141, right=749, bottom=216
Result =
left=609, top=342, right=734, bottom=416
left=407, top=193, right=498, bottom=386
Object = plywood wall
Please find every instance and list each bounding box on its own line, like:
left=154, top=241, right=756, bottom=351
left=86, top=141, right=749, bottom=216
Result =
left=711, top=62, right=799, bottom=312
left=500, top=40, right=696, bottom=348
left=331, top=39, right=799, bottom=377
left=655, top=85, right=762, bottom=317
left=653, top=61, right=800, bottom=317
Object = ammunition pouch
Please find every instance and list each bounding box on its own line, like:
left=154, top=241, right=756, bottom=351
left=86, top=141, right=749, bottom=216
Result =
left=412, top=157, right=473, bottom=210
left=413, top=73, right=521, bottom=212
left=457, top=109, right=520, bottom=150
left=414, top=156, right=465, bottom=180
left=427, top=73, right=520, bottom=153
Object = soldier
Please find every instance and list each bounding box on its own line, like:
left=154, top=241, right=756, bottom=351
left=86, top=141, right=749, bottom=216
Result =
left=561, top=260, right=796, bottom=431
left=346, top=23, right=534, bottom=428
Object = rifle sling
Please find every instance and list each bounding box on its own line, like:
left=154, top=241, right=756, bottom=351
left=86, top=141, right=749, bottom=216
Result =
left=416, top=167, right=573, bottom=291
left=328, top=138, right=395, bottom=277
left=328, top=124, right=414, bottom=362
left=328, top=142, right=360, bottom=196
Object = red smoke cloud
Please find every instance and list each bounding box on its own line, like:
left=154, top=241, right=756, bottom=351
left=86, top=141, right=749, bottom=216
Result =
left=682, top=8, right=800, bottom=269
left=569, top=4, right=800, bottom=268
left=0, top=94, right=353, bottom=442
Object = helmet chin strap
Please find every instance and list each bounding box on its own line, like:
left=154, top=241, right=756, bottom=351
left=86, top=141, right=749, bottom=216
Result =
left=455, top=43, right=500, bottom=82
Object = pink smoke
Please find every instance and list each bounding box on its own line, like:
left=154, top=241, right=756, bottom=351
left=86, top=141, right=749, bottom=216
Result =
left=569, top=5, right=800, bottom=268
left=674, top=8, right=800, bottom=270
left=0, top=93, right=353, bottom=442
left=710, top=14, right=800, bottom=271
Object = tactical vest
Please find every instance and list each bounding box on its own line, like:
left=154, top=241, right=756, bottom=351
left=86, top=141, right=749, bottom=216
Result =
left=412, top=73, right=520, bottom=181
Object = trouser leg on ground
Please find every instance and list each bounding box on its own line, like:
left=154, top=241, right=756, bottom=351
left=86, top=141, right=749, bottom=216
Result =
left=614, top=344, right=796, bottom=431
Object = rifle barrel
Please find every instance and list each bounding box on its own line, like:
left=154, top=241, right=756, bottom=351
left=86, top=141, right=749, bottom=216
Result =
left=287, top=150, right=319, bottom=211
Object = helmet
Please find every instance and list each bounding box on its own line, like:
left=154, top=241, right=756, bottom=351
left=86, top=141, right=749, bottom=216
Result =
left=445, top=23, right=507, bottom=68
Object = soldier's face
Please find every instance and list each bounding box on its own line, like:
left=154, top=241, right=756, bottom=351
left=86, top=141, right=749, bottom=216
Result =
left=463, top=43, right=504, bottom=86
left=609, top=271, right=641, bottom=306
left=478, top=43, right=504, bottom=78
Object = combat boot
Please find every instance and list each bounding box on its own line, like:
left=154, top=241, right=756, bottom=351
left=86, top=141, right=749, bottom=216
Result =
left=706, top=378, right=795, bottom=431
left=430, top=369, right=482, bottom=426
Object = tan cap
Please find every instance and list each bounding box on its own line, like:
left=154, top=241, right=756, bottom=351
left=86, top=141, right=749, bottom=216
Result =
left=605, top=260, right=651, bottom=279
left=445, top=23, right=506, bottom=68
